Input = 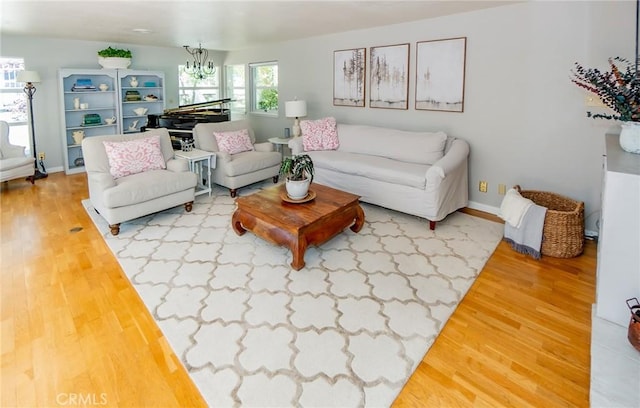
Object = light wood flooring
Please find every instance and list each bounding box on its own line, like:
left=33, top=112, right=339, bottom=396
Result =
left=1, top=172, right=596, bottom=407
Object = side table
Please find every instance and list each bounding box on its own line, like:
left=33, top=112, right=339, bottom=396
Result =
left=174, top=148, right=216, bottom=197
left=268, top=137, right=291, bottom=158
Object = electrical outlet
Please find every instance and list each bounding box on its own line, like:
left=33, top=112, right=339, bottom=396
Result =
left=479, top=180, right=488, bottom=193
left=38, top=152, right=45, bottom=160
left=498, top=183, right=506, bottom=195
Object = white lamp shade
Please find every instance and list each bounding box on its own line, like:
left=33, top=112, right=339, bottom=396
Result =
left=17, top=70, right=41, bottom=83
left=285, top=100, right=307, bottom=118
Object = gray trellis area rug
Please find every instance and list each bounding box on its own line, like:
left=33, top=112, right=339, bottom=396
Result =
left=82, top=181, right=503, bottom=407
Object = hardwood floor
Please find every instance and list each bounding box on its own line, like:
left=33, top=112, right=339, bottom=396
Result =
left=1, top=172, right=596, bottom=407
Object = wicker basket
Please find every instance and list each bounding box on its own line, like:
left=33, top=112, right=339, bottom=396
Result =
left=516, top=186, right=585, bottom=258
left=627, top=298, right=640, bottom=353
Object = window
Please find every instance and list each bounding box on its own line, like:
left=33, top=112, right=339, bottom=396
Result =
left=225, top=64, right=246, bottom=117
left=178, top=65, right=220, bottom=106
left=249, top=62, right=278, bottom=115
left=0, top=57, right=29, bottom=152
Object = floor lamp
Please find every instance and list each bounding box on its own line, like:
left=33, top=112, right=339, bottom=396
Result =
left=17, top=70, right=47, bottom=180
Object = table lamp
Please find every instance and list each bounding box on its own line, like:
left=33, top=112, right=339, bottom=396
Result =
left=285, top=99, right=307, bottom=138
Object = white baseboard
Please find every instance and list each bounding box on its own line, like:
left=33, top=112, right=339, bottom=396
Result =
left=467, top=200, right=500, bottom=216
left=45, top=166, right=65, bottom=174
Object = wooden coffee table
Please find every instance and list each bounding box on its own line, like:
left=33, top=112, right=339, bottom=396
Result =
left=232, top=183, right=365, bottom=270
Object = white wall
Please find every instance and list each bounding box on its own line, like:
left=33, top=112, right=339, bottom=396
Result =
left=0, top=35, right=226, bottom=173
left=1, top=1, right=634, bottom=233
left=226, top=1, right=635, bottom=232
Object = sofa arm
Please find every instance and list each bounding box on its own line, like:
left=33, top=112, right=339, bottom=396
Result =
left=216, top=151, right=231, bottom=162
left=288, top=138, right=304, bottom=155
left=254, top=142, right=274, bottom=152
left=167, top=158, right=189, bottom=172
left=87, top=172, right=116, bottom=190
left=2, top=144, right=26, bottom=158
left=426, top=138, right=469, bottom=183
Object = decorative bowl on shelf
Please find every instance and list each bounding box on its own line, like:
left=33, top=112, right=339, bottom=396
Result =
left=133, top=107, right=148, bottom=116
left=144, top=94, right=159, bottom=101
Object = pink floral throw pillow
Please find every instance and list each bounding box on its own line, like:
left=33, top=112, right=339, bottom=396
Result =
left=213, top=129, right=254, bottom=154
left=103, top=135, right=166, bottom=179
left=301, top=117, right=340, bottom=151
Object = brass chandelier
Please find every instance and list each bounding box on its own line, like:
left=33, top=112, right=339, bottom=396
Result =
left=183, top=43, right=216, bottom=80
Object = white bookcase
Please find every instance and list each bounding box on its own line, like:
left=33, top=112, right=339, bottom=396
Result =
left=58, top=69, right=119, bottom=174
left=117, top=70, right=165, bottom=134
left=58, top=69, right=165, bottom=174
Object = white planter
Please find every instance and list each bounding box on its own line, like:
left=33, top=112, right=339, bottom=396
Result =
left=285, top=178, right=311, bottom=199
left=98, top=57, right=131, bottom=70
left=620, top=122, right=640, bottom=154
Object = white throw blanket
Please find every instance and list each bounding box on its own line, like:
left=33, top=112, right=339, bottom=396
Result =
left=499, top=188, right=534, bottom=228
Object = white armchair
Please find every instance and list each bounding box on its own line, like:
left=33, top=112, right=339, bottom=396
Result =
left=81, top=128, right=197, bottom=235
left=0, top=121, right=35, bottom=184
left=193, top=120, right=281, bottom=197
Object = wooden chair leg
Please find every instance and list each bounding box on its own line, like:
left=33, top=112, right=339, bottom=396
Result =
left=272, top=175, right=279, bottom=183
left=429, top=220, right=436, bottom=230
left=230, top=189, right=237, bottom=198
left=109, top=224, right=120, bottom=236
left=185, top=201, right=193, bottom=212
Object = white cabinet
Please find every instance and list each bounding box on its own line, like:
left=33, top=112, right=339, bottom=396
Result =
left=58, top=69, right=119, bottom=174
left=117, top=70, right=165, bottom=134
left=595, top=134, right=640, bottom=327
left=58, top=69, right=165, bottom=174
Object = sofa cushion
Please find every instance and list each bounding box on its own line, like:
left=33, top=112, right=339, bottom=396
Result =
left=103, top=135, right=166, bottom=179
left=0, top=156, right=32, bottom=171
left=214, top=129, right=255, bottom=154
left=221, top=150, right=281, bottom=177
left=336, top=124, right=447, bottom=165
left=301, top=117, right=340, bottom=151
left=308, top=150, right=428, bottom=189
left=103, top=169, right=196, bottom=208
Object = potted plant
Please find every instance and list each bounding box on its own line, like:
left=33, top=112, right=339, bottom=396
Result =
left=571, top=57, right=640, bottom=153
left=280, top=154, right=314, bottom=199
left=97, top=46, right=132, bottom=69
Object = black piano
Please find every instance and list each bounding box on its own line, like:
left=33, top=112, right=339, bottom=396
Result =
left=145, top=98, right=231, bottom=149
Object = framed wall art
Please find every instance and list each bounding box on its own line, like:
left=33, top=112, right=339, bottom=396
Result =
left=333, top=48, right=366, bottom=107
left=369, top=43, right=409, bottom=109
left=415, top=37, right=467, bottom=112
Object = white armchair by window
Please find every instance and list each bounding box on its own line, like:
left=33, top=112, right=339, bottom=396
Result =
left=0, top=121, right=35, bottom=184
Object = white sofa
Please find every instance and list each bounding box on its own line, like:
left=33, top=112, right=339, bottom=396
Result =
left=289, top=123, right=469, bottom=229
left=82, top=128, right=197, bottom=235
left=193, top=120, right=281, bottom=197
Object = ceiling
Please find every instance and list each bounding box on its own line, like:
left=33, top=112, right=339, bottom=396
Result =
left=1, top=0, right=517, bottom=51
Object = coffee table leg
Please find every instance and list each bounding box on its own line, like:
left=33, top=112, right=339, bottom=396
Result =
left=231, top=210, right=247, bottom=236
left=350, top=205, right=365, bottom=233
left=291, top=236, right=308, bottom=271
